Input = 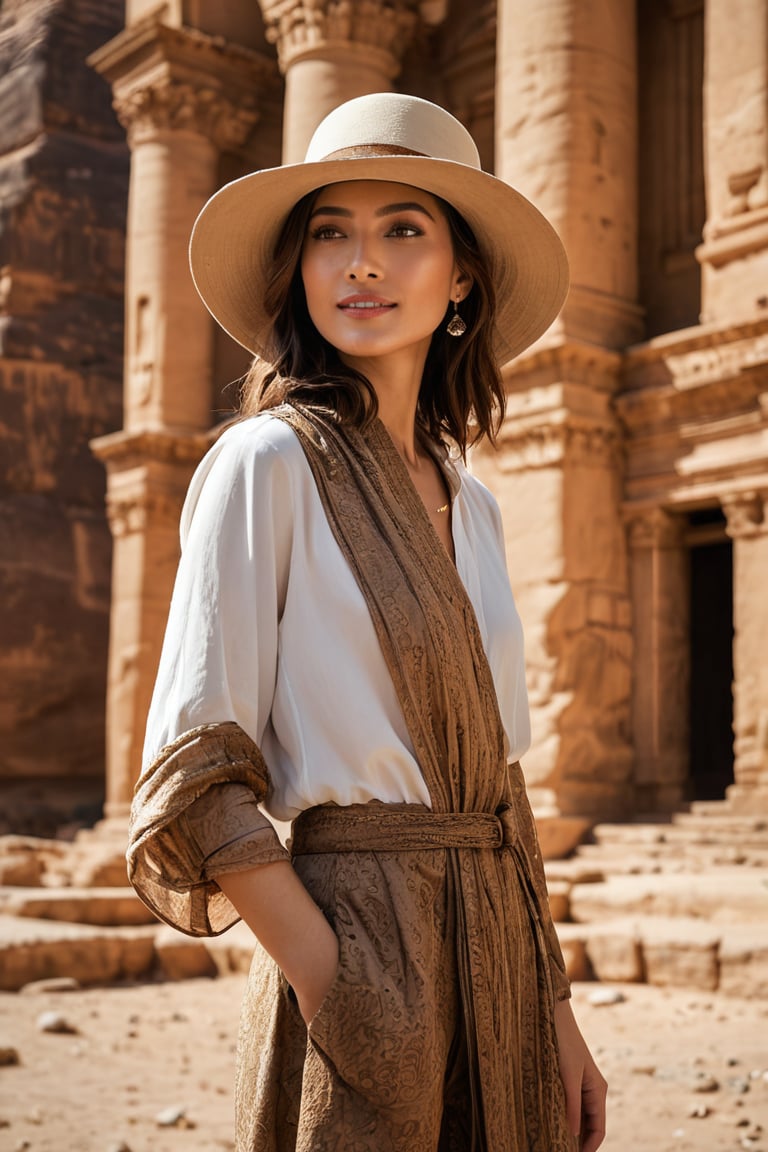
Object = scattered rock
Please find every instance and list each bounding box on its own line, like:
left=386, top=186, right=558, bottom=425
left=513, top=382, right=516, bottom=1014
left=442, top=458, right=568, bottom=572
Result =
left=0, top=1045, right=20, bottom=1066
left=688, top=1103, right=711, bottom=1118
left=36, top=1011, right=79, bottom=1035
left=691, top=1073, right=721, bottom=1093
left=106, top=1142, right=132, bottom=1152
left=587, top=987, right=626, bottom=1007
left=154, top=1105, right=196, bottom=1129
left=728, top=1077, right=752, bottom=1095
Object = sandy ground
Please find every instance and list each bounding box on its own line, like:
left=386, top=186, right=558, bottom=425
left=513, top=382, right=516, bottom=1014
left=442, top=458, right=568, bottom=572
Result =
left=0, top=976, right=766, bottom=1152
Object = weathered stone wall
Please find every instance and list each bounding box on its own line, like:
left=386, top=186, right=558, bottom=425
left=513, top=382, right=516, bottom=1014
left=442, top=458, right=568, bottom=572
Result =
left=0, top=0, right=128, bottom=796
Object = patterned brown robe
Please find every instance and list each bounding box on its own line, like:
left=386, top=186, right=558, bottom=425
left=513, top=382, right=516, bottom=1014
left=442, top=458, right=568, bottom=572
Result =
left=127, top=403, right=575, bottom=1151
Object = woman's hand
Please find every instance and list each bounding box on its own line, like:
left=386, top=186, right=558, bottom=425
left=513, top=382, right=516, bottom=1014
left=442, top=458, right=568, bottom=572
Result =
left=289, top=921, right=339, bottom=1026
left=554, top=998, right=607, bottom=1152
left=217, top=860, right=339, bottom=1026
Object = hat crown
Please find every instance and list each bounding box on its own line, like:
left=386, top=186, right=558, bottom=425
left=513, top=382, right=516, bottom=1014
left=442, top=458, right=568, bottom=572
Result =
left=304, top=92, right=481, bottom=170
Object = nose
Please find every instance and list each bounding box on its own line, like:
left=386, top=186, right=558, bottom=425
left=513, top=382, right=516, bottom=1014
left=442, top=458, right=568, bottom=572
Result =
left=345, top=236, right=380, bottom=281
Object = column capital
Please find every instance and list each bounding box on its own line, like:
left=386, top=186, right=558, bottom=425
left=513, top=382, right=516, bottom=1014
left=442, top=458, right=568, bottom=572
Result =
left=113, top=78, right=258, bottom=150
left=722, top=490, right=767, bottom=539
left=625, top=507, right=685, bottom=550
left=89, top=18, right=275, bottom=152
left=258, top=0, right=420, bottom=74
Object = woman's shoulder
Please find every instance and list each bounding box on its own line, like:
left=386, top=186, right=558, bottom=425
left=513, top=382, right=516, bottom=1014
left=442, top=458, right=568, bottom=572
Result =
left=209, top=411, right=306, bottom=466
left=180, top=413, right=307, bottom=542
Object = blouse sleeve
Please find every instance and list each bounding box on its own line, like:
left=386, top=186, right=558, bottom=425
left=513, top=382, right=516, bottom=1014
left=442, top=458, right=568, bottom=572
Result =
left=127, top=417, right=295, bottom=936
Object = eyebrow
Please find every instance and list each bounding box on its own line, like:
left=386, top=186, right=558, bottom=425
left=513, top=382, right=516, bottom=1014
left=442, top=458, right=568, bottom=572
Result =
left=309, top=201, right=436, bottom=222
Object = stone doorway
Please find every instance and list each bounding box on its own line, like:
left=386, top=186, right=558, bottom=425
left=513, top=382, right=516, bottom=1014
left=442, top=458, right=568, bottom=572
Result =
left=687, top=509, right=735, bottom=801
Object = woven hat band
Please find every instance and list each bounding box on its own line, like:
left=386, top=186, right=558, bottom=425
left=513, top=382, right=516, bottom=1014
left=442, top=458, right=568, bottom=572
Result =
left=319, top=144, right=428, bottom=161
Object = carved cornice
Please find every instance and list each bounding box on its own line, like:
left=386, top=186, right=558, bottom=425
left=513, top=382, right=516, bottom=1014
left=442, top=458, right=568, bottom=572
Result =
left=619, top=317, right=768, bottom=441
left=622, top=316, right=768, bottom=392
left=495, top=415, right=621, bottom=472
left=89, top=18, right=276, bottom=152
left=722, top=490, right=767, bottom=539
left=259, top=0, right=420, bottom=72
left=624, top=507, right=685, bottom=550
left=91, top=427, right=214, bottom=470
left=113, top=79, right=259, bottom=149
left=502, top=337, right=623, bottom=396
left=106, top=489, right=185, bottom=538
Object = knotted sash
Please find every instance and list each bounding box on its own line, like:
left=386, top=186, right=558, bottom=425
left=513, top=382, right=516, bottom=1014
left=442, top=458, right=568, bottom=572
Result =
left=272, top=403, right=572, bottom=1152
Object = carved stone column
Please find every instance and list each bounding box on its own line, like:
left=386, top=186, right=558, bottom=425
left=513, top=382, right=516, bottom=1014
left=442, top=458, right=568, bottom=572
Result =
left=496, top=0, right=642, bottom=350
left=722, top=490, right=768, bottom=810
left=91, top=431, right=209, bottom=818
left=88, top=20, right=269, bottom=817
left=259, top=0, right=420, bottom=162
left=476, top=0, right=639, bottom=836
left=625, top=509, right=689, bottom=812
left=696, top=0, right=768, bottom=324
left=472, top=345, right=633, bottom=848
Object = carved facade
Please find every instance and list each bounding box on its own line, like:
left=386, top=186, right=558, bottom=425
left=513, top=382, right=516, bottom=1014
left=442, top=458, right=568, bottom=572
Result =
left=2, top=0, right=767, bottom=842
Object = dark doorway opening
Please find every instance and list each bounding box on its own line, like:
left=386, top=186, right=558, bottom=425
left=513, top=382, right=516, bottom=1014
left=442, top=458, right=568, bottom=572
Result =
left=688, top=509, right=735, bottom=800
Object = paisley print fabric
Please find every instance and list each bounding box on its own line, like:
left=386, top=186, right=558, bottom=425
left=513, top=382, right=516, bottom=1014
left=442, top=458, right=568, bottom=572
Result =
left=129, top=402, right=575, bottom=1149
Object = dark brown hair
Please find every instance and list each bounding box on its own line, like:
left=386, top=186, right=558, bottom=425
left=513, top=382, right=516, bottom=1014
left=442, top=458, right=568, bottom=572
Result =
left=240, top=187, right=504, bottom=456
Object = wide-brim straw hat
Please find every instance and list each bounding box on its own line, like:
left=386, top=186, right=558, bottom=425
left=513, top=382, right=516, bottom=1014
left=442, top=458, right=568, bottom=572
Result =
left=189, top=92, right=569, bottom=366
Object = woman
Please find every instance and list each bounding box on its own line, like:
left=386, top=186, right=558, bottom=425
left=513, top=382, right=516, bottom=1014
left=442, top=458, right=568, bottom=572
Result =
left=128, top=92, right=606, bottom=1152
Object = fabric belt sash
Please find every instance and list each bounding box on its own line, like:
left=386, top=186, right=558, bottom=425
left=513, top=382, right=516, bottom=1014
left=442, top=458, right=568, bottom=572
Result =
left=291, top=803, right=517, bottom=856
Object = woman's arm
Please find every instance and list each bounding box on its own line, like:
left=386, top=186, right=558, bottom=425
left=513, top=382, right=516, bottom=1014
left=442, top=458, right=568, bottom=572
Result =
left=554, top=998, right=607, bottom=1152
left=218, top=862, right=339, bottom=1025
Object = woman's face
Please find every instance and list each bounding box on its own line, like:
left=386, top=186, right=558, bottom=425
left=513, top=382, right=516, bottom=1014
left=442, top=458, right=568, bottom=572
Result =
left=300, top=180, right=466, bottom=371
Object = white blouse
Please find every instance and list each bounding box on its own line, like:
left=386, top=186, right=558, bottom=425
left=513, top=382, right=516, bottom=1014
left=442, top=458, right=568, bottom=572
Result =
left=143, top=413, right=531, bottom=823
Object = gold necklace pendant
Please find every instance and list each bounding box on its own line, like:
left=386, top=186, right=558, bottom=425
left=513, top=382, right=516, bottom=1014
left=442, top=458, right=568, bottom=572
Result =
left=435, top=502, right=449, bottom=514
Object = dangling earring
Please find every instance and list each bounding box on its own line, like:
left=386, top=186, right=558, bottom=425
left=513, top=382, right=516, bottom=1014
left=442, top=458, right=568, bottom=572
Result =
left=446, top=298, right=467, bottom=337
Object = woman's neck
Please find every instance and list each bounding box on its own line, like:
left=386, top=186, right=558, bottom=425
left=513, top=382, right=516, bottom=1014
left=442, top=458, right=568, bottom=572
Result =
left=341, top=347, right=427, bottom=466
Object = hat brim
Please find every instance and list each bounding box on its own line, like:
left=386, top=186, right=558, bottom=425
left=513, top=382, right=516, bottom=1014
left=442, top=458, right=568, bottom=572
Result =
left=189, top=155, right=569, bottom=367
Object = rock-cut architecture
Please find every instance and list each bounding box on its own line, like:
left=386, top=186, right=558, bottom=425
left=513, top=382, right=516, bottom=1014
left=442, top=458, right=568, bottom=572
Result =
left=2, top=0, right=767, bottom=855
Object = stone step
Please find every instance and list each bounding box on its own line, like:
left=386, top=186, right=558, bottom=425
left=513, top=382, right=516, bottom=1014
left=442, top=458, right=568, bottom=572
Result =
left=0, top=886, right=156, bottom=927
left=569, top=868, right=768, bottom=924
left=590, top=821, right=768, bottom=849
left=574, top=841, right=768, bottom=871
left=0, top=915, right=157, bottom=991
left=672, top=809, right=768, bottom=835
left=0, top=912, right=258, bottom=992
left=555, top=915, right=768, bottom=998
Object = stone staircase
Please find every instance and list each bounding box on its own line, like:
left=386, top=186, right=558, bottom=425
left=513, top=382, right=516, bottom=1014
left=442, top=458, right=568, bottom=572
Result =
left=546, top=803, right=768, bottom=998
left=0, top=804, right=766, bottom=995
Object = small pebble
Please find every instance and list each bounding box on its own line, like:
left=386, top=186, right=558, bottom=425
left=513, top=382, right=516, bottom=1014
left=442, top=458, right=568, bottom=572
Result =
left=688, top=1104, right=710, bottom=1118
left=36, top=1011, right=78, bottom=1035
left=106, top=1142, right=132, bottom=1152
left=155, top=1105, right=191, bottom=1128
left=691, top=1073, right=720, bottom=1094
left=672, top=1129, right=686, bottom=1139
left=587, top=988, right=626, bottom=1007
left=728, top=1077, right=752, bottom=1096
left=0, top=1046, right=20, bottom=1066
